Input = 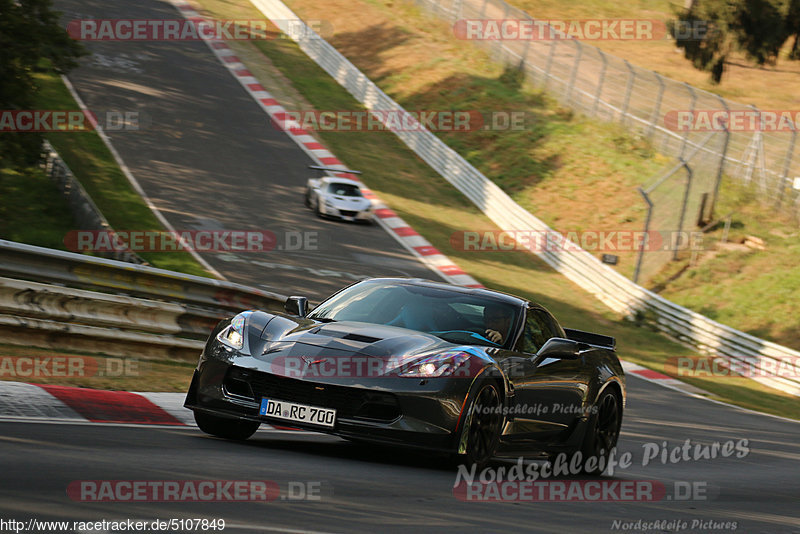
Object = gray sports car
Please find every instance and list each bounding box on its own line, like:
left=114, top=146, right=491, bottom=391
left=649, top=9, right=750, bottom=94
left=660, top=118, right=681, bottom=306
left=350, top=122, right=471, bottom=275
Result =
left=185, top=278, right=625, bottom=471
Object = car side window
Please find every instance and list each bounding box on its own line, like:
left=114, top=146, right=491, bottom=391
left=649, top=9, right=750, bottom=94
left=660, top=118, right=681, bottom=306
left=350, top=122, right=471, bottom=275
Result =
left=536, top=309, right=564, bottom=340
left=516, top=308, right=557, bottom=354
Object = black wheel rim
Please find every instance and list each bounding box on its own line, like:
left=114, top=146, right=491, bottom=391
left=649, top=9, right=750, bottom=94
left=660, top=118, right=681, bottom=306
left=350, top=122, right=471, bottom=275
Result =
left=593, top=393, right=621, bottom=457
left=467, top=385, right=501, bottom=462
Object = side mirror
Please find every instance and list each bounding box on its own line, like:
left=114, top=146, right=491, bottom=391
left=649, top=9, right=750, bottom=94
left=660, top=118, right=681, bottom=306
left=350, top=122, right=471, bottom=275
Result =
left=535, top=338, right=591, bottom=360
left=284, top=296, right=309, bottom=317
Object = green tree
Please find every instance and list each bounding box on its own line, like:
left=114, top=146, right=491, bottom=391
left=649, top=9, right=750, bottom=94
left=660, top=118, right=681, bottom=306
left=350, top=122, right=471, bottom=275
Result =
left=670, top=0, right=800, bottom=83
left=0, top=0, right=85, bottom=166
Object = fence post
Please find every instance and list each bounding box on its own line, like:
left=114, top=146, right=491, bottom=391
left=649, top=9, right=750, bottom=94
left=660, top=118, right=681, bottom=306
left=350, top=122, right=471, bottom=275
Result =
left=674, top=159, right=693, bottom=261
left=634, top=187, right=653, bottom=285
left=591, top=50, right=608, bottom=117
left=775, top=126, right=797, bottom=207
left=543, top=38, right=558, bottom=90
left=566, top=41, right=583, bottom=105
left=495, top=3, right=510, bottom=60
left=621, top=60, right=636, bottom=126
left=708, top=94, right=730, bottom=220
left=679, top=82, right=696, bottom=159
left=647, top=73, right=666, bottom=139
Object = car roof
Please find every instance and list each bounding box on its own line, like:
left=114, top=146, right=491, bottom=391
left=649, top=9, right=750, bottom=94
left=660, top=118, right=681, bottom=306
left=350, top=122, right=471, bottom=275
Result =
left=359, top=277, right=528, bottom=307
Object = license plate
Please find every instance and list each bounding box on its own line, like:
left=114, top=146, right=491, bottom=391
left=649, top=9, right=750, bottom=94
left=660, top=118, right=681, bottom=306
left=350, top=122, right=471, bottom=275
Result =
left=259, top=398, right=336, bottom=428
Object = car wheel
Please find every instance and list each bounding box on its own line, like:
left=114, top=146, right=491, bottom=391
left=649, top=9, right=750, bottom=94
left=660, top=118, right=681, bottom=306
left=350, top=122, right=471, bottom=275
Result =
left=557, top=389, right=622, bottom=476
left=194, top=411, right=260, bottom=441
left=458, top=382, right=503, bottom=469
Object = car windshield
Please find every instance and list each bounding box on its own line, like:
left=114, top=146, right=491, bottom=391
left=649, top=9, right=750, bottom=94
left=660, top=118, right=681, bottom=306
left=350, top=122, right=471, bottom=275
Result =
left=307, top=280, right=520, bottom=348
left=327, top=182, right=362, bottom=197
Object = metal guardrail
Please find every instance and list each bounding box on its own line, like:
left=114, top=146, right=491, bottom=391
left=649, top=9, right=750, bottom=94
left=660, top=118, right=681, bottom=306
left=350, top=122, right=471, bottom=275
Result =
left=249, top=0, right=800, bottom=396
left=0, top=240, right=289, bottom=358
left=0, top=240, right=286, bottom=313
left=41, top=141, right=147, bottom=265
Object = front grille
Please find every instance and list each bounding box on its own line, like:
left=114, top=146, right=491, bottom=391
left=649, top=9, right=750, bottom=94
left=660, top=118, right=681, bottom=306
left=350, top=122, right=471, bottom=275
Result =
left=225, top=367, right=401, bottom=422
left=339, top=210, right=357, bottom=217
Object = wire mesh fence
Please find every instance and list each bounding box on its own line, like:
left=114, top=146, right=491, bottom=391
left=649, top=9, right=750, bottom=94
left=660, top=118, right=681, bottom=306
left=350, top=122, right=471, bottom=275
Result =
left=633, top=132, right=729, bottom=284
left=413, top=0, right=800, bottom=220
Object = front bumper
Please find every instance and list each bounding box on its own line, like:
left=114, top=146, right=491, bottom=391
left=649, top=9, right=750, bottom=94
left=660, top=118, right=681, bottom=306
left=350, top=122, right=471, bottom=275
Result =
left=319, top=203, right=372, bottom=221
left=185, top=355, right=474, bottom=452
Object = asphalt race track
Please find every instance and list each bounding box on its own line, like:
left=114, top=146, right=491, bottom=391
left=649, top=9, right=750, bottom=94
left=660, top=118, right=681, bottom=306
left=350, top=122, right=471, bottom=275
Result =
left=2, top=0, right=797, bottom=532
left=1, top=376, right=799, bottom=532
left=53, top=0, right=435, bottom=301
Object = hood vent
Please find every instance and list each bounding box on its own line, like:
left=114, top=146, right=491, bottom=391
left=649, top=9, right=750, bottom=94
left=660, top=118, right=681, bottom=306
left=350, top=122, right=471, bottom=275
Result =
left=342, top=332, right=382, bottom=344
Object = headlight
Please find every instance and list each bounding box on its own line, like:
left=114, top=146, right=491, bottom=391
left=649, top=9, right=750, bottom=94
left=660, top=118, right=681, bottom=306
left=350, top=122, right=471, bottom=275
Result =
left=398, top=350, right=471, bottom=378
left=216, top=312, right=249, bottom=350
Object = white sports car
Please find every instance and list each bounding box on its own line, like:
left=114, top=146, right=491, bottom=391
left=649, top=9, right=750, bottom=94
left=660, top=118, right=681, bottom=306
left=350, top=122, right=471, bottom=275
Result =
left=305, top=176, right=373, bottom=223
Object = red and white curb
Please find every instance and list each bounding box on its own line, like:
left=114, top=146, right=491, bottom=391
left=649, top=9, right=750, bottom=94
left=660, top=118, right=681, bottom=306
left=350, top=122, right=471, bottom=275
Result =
left=0, top=382, right=190, bottom=426
left=621, top=360, right=710, bottom=396
left=167, top=0, right=481, bottom=289
left=0, top=381, right=313, bottom=430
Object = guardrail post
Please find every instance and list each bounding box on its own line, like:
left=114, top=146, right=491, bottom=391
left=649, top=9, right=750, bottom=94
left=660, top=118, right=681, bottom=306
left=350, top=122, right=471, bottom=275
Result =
left=634, top=187, right=653, bottom=285
left=621, top=60, right=635, bottom=126
left=592, top=50, right=608, bottom=117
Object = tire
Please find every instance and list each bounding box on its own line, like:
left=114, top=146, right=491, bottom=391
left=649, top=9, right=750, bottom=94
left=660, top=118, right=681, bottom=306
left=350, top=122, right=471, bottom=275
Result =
left=194, top=411, right=260, bottom=441
left=556, top=389, right=622, bottom=476
left=455, top=382, right=503, bottom=469
left=314, top=195, right=324, bottom=217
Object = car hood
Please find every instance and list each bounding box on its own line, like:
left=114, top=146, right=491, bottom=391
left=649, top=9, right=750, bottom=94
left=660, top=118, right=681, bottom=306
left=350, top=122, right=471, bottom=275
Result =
left=247, top=315, right=463, bottom=378
left=325, top=195, right=371, bottom=209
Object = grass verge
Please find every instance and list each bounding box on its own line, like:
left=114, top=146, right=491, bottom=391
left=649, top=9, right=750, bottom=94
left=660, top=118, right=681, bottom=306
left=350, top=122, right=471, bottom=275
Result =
left=0, top=344, right=195, bottom=392
left=0, top=166, right=76, bottom=250
left=183, top=0, right=800, bottom=419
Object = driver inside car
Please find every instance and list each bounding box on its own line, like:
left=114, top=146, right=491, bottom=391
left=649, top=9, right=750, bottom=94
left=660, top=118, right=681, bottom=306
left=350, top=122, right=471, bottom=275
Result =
left=483, top=303, right=512, bottom=344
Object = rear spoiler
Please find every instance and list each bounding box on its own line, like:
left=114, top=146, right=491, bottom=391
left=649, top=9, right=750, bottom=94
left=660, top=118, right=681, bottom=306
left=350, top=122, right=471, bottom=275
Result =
left=564, top=328, right=616, bottom=350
